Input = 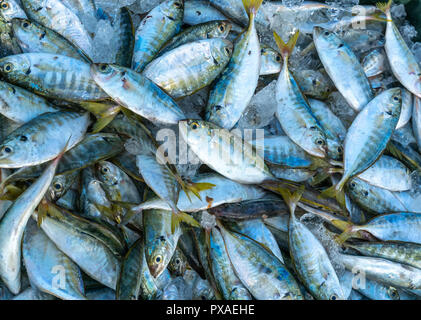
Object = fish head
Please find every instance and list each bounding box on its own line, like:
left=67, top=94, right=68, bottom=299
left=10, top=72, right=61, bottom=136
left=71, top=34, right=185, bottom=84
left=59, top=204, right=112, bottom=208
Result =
left=0, top=132, right=32, bottom=168
left=347, top=178, right=371, bottom=199
left=313, top=27, right=344, bottom=51
left=0, top=54, right=31, bottom=82
left=96, top=160, right=120, bottom=186
left=49, top=175, right=66, bottom=200
left=90, top=63, right=122, bottom=85
left=145, top=235, right=173, bottom=278
left=0, top=0, right=26, bottom=22
left=260, top=45, right=282, bottom=74
left=305, top=126, right=327, bottom=158
left=208, top=20, right=232, bottom=38
left=381, top=87, right=402, bottom=118
left=10, top=17, right=35, bottom=37
left=210, top=38, right=233, bottom=65
left=160, top=0, right=184, bottom=21
left=179, top=119, right=216, bottom=148
left=326, top=138, right=343, bottom=161
left=386, top=287, right=400, bottom=300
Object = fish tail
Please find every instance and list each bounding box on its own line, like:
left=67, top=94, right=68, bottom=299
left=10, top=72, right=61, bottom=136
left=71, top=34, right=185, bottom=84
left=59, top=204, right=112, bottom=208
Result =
left=242, top=0, right=263, bottom=19
left=335, top=225, right=355, bottom=245
left=119, top=202, right=142, bottom=226
left=370, top=12, right=392, bottom=23
left=273, top=30, right=300, bottom=62
left=320, top=178, right=346, bottom=208
left=184, top=181, right=216, bottom=202
left=79, top=102, right=121, bottom=133
left=277, top=186, right=305, bottom=216
left=171, top=210, right=200, bottom=234
left=376, top=0, right=393, bottom=14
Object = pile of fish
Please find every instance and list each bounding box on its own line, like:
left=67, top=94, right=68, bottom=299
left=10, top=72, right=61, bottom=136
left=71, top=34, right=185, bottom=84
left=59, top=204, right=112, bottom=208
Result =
left=0, top=0, right=421, bottom=300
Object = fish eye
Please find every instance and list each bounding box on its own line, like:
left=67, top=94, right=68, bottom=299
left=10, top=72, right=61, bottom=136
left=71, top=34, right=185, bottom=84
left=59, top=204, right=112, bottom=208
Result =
left=190, top=121, right=199, bottom=130
left=337, top=146, right=343, bottom=153
left=324, top=31, right=330, bottom=36
left=22, top=21, right=30, bottom=28
left=350, top=182, right=356, bottom=188
left=54, top=183, right=62, bottom=191
left=275, top=54, right=281, bottom=62
left=2, top=146, right=12, bottom=153
left=98, top=64, right=110, bottom=73
left=1, top=2, right=9, bottom=10
left=260, top=48, right=265, bottom=54
left=155, top=255, right=163, bottom=264
left=316, top=139, right=325, bottom=145
left=101, top=166, right=109, bottom=174
left=175, top=258, right=181, bottom=265
left=363, top=190, right=369, bottom=196
left=393, top=96, right=400, bottom=102
left=329, top=294, right=338, bottom=300
left=19, top=135, right=27, bottom=141
left=219, top=24, right=225, bottom=32
left=174, top=1, right=182, bottom=8
left=3, top=63, right=13, bottom=73
left=388, top=287, right=399, bottom=299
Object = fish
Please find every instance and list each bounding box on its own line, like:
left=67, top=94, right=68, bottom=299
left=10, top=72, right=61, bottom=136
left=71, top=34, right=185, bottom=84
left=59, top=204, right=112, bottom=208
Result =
left=0, top=111, right=90, bottom=168
left=0, top=150, right=62, bottom=294
left=159, top=20, right=232, bottom=55
left=37, top=202, right=125, bottom=289
left=91, top=63, right=186, bottom=125
left=21, top=0, right=94, bottom=58
left=377, top=0, right=421, bottom=98
left=206, top=0, right=262, bottom=130
left=218, top=222, right=303, bottom=300
left=143, top=209, right=182, bottom=278
left=313, top=27, right=373, bottom=112
left=286, top=191, right=345, bottom=300
left=209, top=228, right=252, bottom=300
left=0, top=80, right=58, bottom=123
left=0, top=53, right=108, bottom=101
left=273, top=31, right=327, bottom=158
left=338, top=253, right=421, bottom=290
left=11, top=18, right=92, bottom=62
left=114, top=7, right=134, bottom=68
left=330, top=88, right=402, bottom=193
left=132, top=0, right=184, bottom=72
left=22, top=220, right=87, bottom=300
left=144, top=38, right=233, bottom=99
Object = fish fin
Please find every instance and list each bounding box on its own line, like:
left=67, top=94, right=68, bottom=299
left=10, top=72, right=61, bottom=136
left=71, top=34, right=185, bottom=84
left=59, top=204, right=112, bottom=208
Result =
left=120, top=206, right=142, bottom=226
left=335, top=226, right=355, bottom=245
left=242, top=0, right=263, bottom=18
left=278, top=186, right=305, bottom=215
left=185, top=182, right=216, bottom=201
left=37, top=200, right=48, bottom=227
left=0, top=184, right=23, bottom=201
left=273, top=30, right=300, bottom=61
left=370, top=12, right=392, bottom=22
left=320, top=177, right=347, bottom=208
left=91, top=114, right=118, bottom=133
left=376, top=0, right=393, bottom=14
left=171, top=211, right=200, bottom=233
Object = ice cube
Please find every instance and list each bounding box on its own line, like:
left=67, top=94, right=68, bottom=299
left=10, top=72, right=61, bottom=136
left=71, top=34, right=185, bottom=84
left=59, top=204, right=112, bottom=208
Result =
left=391, top=4, right=406, bottom=20
left=326, top=91, right=356, bottom=128
left=235, top=80, right=278, bottom=130
left=200, top=211, right=216, bottom=230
